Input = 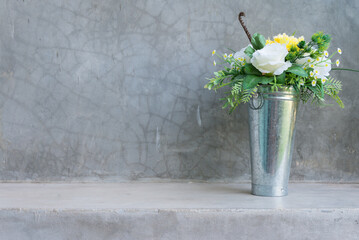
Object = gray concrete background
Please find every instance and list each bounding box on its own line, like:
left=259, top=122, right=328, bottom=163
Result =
left=0, top=0, right=358, bottom=182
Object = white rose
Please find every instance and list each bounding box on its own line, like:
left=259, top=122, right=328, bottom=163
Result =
left=295, top=56, right=312, bottom=66
left=234, top=44, right=252, bottom=63
left=314, top=57, right=331, bottom=77
left=251, top=43, right=292, bottom=75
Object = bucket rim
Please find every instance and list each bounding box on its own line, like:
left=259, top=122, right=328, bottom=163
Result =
left=257, top=85, right=298, bottom=95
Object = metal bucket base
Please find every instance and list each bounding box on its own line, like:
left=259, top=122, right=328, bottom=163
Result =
left=251, top=184, right=288, bottom=197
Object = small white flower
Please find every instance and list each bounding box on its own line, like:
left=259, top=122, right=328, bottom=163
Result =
left=213, top=60, right=216, bottom=66
left=310, top=71, right=314, bottom=77
left=312, top=80, right=317, bottom=86
left=314, top=75, right=318, bottom=80
left=212, top=50, right=216, bottom=56
left=336, top=59, right=340, bottom=67
left=324, top=51, right=329, bottom=57
left=310, top=64, right=315, bottom=68
left=321, top=77, right=327, bottom=84
left=228, top=54, right=233, bottom=58
left=314, top=69, right=319, bottom=75
left=223, top=53, right=228, bottom=59
left=337, top=48, right=342, bottom=54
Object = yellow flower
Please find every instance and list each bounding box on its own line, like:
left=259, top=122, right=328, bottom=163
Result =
left=266, top=33, right=304, bottom=51
left=337, top=48, right=342, bottom=54
left=212, top=50, right=216, bottom=56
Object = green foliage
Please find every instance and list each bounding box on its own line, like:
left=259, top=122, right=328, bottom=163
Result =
left=311, top=32, right=331, bottom=52
left=251, top=33, right=266, bottom=50
left=243, top=75, right=262, bottom=89
left=244, top=46, right=255, bottom=58
left=297, top=40, right=305, bottom=49
left=276, top=73, right=286, bottom=84
left=286, top=64, right=308, bottom=77
left=291, top=31, right=331, bottom=62
left=322, top=77, right=344, bottom=108
left=244, top=63, right=262, bottom=76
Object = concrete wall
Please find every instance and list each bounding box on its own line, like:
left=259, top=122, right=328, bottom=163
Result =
left=0, top=0, right=358, bottom=182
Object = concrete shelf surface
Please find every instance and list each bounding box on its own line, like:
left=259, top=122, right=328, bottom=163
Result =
left=0, top=182, right=358, bottom=239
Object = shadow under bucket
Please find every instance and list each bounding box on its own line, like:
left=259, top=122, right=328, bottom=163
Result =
left=248, top=86, right=299, bottom=197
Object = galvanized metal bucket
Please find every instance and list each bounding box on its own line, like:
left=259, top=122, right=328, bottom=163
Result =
left=248, top=86, right=299, bottom=197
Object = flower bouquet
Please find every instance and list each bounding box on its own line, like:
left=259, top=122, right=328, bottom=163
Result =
left=204, top=12, right=358, bottom=196
left=205, top=27, right=344, bottom=113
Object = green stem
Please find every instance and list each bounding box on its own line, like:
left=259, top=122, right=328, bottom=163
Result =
left=214, top=82, right=232, bottom=89
left=331, top=68, right=359, bottom=73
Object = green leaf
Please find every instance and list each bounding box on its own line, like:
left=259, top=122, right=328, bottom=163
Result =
left=318, top=84, right=324, bottom=98
left=251, top=33, right=266, bottom=50
left=286, top=64, right=308, bottom=77
left=244, top=46, right=255, bottom=58
left=234, top=74, right=245, bottom=80
left=222, top=102, right=229, bottom=109
left=244, top=63, right=262, bottom=76
left=330, top=94, right=344, bottom=108
left=259, top=76, right=274, bottom=85
left=213, top=78, right=221, bottom=85
left=243, top=75, right=261, bottom=89
left=276, top=73, right=286, bottom=84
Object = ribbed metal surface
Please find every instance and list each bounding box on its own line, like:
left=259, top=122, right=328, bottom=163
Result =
left=248, top=86, right=299, bottom=197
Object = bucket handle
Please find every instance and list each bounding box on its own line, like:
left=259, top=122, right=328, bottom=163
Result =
left=249, top=92, right=264, bottom=110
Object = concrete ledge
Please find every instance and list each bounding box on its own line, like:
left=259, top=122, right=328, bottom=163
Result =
left=0, top=183, right=358, bottom=239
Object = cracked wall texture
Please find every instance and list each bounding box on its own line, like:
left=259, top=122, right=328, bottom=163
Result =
left=0, top=0, right=358, bottom=182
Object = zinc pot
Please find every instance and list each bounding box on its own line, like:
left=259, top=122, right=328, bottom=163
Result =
left=248, top=86, right=299, bottom=197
